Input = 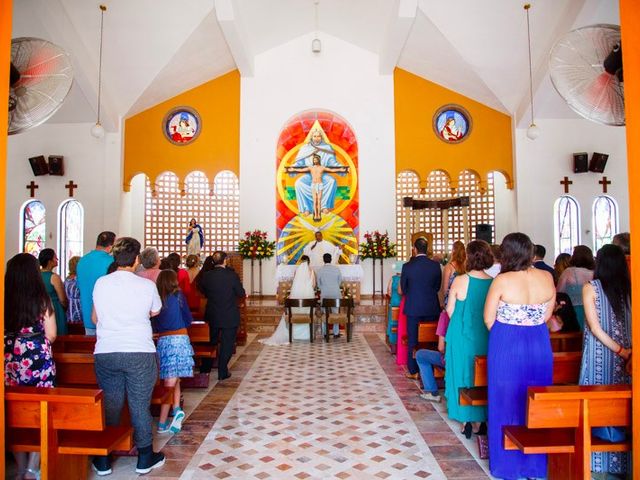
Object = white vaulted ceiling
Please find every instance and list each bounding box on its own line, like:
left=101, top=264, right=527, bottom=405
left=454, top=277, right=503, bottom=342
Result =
left=11, top=0, right=619, bottom=129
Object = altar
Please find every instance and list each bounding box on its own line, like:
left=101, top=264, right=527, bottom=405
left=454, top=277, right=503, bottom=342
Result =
left=275, top=264, right=364, bottom=304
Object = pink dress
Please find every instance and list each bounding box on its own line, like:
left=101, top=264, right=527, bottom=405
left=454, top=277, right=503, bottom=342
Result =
left=396, top=297, right=408, bottom=366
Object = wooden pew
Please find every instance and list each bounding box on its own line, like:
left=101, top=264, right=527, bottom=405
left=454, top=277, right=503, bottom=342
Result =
left=459, top=351, right=582, bottom=406
left=53, top=352, right=174, bottom=407
left=550, top=331, right=582, bottom=352
left=503, top=385, right=631, bottom=480
left=52, top=335, right=96, bottom=354
left=6, top=386, right=132, bottom=480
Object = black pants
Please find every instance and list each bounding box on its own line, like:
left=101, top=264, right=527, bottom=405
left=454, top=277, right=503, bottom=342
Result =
left=406, top=316, right=437, bottom=374
left=201, top=326, right=237, bottom=379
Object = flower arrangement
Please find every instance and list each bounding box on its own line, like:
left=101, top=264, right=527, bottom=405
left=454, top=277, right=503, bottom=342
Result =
left=359, top=231, right=397, bottom=259
left=237, top=230, right=276, bottom=260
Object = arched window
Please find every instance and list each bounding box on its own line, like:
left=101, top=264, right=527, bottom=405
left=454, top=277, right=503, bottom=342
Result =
left=145, top=170, right=240, bottom=258
left=592, top=195, right=618, bottom=251
left=395, top=170, right=495, bottom=258
left=554, top=196, right=580, bottom=257
left=21, top=200, right=46, bottom=257
left=58, top=199, right=84, bottom=279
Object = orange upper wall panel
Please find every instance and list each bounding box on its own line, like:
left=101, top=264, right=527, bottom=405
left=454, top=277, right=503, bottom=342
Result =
left=394, top=68, right=513, bottom=190
left=123, top=70, right=240, bottom=190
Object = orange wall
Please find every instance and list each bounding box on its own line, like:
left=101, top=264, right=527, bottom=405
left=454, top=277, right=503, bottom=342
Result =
left=123, top=70, right=240, bottom=190
left=0, top=0, right=11, bottom=476
left=619, top=0, right=639, bottom=474
left=394, top=68, right=513, bottom=190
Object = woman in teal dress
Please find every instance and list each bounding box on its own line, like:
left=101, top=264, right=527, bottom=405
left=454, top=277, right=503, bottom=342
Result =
left=39, top=248, right=68, bottom=335
left=444, top=240, right=494, bottom=438
left=557, top=245, right=594, bottom=329
left=386, top=261, right=404, bottom=351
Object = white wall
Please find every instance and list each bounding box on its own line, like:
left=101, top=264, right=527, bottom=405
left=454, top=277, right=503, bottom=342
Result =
left=493, top=171, right=517, bottom=242
left=240, top=33, right=396, bottom=294
left=6, top=123, right=122, bottom=262
left=514, top=119, right=628, bottom=260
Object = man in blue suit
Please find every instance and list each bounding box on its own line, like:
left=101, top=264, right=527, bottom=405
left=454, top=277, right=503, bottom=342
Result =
left=400, top=237, right=442, bottom=378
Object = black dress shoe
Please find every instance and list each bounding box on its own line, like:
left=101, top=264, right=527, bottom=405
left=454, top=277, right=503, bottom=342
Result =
left=474, top=422, right=487, bottom=436
left=462, top=422, right=473, bottom=439
left=218, top=373, right=231, bottom=381
left=333, top=333, right=341, bottom=338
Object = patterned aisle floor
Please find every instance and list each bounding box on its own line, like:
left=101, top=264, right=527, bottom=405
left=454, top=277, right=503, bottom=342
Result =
left=180, top=335, right=447, bottom=479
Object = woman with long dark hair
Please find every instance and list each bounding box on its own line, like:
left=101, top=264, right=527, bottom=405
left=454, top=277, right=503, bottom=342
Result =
left=38, top=248, right=68, bottom=335
left=557, top=245, right=595, bottom=329
left=484, top=233, right=555, bottom=480
left=579, top=244, right=631, bottom=476
left=5, top=253, right=57, bottom=479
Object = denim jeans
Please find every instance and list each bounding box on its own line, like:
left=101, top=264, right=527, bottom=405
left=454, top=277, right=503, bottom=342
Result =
left=94, top=352, right=158, bottom=448
left=415, top=349, right=444, bottom=394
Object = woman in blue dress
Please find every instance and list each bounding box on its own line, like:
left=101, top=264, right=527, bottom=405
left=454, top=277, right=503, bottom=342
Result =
left=580, top=244, right=631, bottom=476
left=484, top=233, right=555, bottom=480
left=386, top=261, right=404, bottom=351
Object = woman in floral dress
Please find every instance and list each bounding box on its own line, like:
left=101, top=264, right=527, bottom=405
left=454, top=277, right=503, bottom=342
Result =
left=5, top=253, right=57, bottom=479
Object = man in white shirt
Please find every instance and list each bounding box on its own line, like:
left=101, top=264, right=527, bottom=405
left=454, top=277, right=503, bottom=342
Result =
left=303, top=231, right=342, bottom=267
left=91, top=237, right=166, bottom=476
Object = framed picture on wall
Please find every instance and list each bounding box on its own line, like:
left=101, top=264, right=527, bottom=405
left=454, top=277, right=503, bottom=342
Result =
left=163, top=106, right=202, bottom=146
left=433, top=104, right=472, bottom=144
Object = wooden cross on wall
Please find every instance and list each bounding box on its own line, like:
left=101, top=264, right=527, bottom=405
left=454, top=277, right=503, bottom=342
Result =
left=65, top=180, right=78, bottom=197
left=599, top=176, right=611, bottom=193
left=560, top=176, right=573, bottom=194
left=26, top=181, right=38, bottom=198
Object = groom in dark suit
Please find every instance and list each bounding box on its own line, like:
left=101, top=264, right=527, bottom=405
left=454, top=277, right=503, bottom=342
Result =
left=400, top=237, right=442, bottom=378
left=199, top=251, right=246, bottom=380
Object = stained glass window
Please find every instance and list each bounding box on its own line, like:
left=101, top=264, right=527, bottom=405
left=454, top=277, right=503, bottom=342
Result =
left=21, top=200, right=46, bottom=257
left=593, top=195, right=618, bottom=251
left=58, top=199, right=84, bottom=279
left=554, top=196, right=580, bottom=257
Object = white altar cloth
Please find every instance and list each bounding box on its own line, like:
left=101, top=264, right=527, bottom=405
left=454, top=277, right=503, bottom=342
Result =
left=276, top=264, right=364, bottom=282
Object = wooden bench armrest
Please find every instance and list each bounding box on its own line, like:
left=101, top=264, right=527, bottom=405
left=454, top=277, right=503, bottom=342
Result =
left=6, top=386, right=102, bottom=403
left=459, top=387, right=487, bottom=406
left=8, top=426, right=133, bottom=456
left=528, top=385, right=632, bottom=401
left=504, top=425, right=631, bottom=454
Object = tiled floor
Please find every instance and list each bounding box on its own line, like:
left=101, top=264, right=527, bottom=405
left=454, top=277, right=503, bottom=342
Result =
left=86, top=333, right=491, bottom=479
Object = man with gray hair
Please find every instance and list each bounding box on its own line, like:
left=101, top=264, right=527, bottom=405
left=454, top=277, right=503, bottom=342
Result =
left=136, top=247, right=161, bottom=283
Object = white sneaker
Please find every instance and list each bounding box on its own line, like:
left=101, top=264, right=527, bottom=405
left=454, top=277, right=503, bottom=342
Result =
left=169, top=410, right=185, bottom=433
left=420, top=392, right=441, bottom=402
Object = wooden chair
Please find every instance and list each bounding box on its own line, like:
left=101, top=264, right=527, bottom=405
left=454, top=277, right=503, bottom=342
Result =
left=503, top=385, right=631, bottom=480
left=6, top=386, right=133, bottom=480
left=322, top=298, right=354, bottom=343
left=285, top=298, right=317, bottom=343
left=550, top=331, right=583, bottom=352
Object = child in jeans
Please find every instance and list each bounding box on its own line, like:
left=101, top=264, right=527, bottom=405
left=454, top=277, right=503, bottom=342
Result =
left=155, top=270, right=195, bottom=434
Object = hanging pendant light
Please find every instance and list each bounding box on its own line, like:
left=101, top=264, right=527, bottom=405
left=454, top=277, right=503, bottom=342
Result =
left=91, top=4, right=106, bottom=138
left=524, top=3, right=540, bottom=140
left=311, top=0, right=321, bottom=53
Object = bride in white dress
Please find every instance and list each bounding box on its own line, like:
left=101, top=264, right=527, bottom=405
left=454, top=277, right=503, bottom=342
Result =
left=260, top=256, right=316, bottom=345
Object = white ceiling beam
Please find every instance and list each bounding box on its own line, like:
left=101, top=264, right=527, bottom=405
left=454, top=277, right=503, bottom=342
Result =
left=379, top=0, right=418, bottom=74
left=514, top=0, right=586, bottom=125
left=37, top=0, right=118, bottom=132
left=214, top=0, right=253, bottom=77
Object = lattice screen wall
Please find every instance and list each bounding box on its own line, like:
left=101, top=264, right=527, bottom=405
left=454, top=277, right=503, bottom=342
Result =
left=145, top=170, right=240, bottom=259
left=396, top=170, right=495, bottom=258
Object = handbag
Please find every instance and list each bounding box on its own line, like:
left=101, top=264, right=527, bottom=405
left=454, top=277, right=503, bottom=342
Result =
left=476, top=435, right=489, bottom=459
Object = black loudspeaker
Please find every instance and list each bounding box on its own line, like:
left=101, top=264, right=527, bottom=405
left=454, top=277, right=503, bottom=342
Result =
left=28, top=155, right=49, bottom=176
left=475, top=224, right=493, bottom=243
left=573, top=152, right=589, bottom=173
left=589, top=152, right=609, bottom=173
left=48, top=155, right=64, bottom=176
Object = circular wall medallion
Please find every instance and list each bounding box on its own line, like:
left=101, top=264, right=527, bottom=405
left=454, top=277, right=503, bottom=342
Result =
left=433, top=104, right=472, bottom=144
left=163, top=107, right=201, bottom=145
